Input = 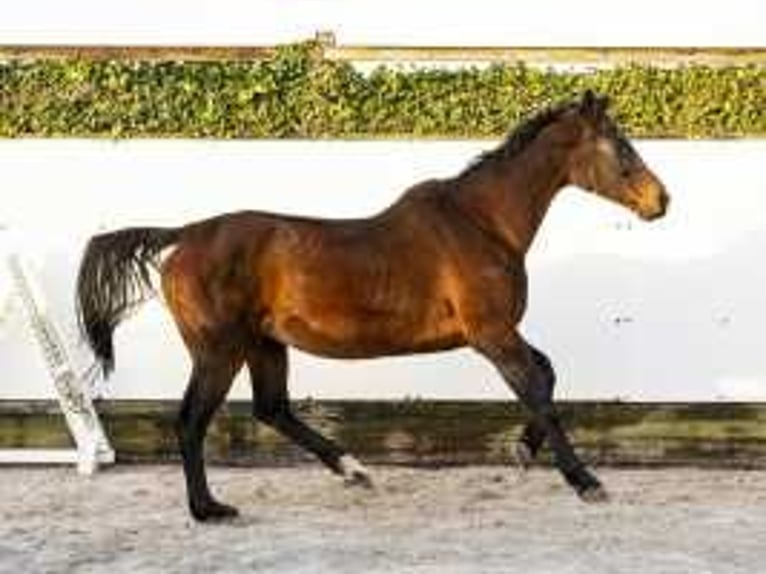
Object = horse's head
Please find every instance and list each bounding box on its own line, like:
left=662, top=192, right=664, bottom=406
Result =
left=566, top=90, right=669, bottom=221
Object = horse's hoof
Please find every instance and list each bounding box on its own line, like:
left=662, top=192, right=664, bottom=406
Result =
left=578, top=484, right=609, bottom=504
left=345, top=471, right=374, bottom=490
left=191, top=500, right=240, bottom=522
left=339, top=454, right=374, bottom=490
left=513, top=442, right=534, bottom=472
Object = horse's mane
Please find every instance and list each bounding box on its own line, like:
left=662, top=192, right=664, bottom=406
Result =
left=458, top=100, right=578, bottom=179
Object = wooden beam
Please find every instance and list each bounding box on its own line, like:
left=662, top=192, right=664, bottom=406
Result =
left=326, top=46, right=766, bottom=68
left=0, top=45, right=277, bottom=62
left=2, top=400, right=766, bottom=468
left=0, top=38, right=762, bottom=68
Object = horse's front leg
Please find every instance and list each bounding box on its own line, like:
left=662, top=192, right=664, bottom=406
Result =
left=514, top=345, right=555, bottom=469
left=471, top=330, right=607, bottom=502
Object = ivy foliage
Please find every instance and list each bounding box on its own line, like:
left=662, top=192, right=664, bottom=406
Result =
left=0, top=42, right=763, bottom=138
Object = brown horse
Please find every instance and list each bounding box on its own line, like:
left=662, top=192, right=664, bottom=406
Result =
left=76, top=90, right=668, bottom=521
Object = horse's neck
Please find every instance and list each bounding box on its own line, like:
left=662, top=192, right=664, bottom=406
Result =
left=452, top=133, right=569, bottom=255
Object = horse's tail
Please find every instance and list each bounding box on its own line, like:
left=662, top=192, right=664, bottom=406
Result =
left=75, top=226, right=181, bottom=377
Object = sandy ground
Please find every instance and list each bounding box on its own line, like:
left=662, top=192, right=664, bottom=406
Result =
left=2, top=466, right=766, bottom=573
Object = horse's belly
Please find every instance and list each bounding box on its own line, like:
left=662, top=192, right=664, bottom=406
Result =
left=265, top=308, right=465, bottom=359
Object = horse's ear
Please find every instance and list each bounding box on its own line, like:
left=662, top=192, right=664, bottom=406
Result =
left=580, top=90, right=608, bottom=119
left=581, top=89, right=597, bottom=111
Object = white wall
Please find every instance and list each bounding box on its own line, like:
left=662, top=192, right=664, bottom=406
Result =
left=0, top=0, right=763, bottom=46
left=1, top=139, right=765, bottom=401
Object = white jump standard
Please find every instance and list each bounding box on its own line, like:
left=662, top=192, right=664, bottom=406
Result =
left=0, top=249, right=114, bottom=474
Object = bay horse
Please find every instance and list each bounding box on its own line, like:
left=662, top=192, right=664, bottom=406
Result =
left=76, top=90, right=669, bottom=521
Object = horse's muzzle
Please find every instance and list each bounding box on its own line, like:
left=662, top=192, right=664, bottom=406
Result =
left=633, top=171, right=670, bottom=221
left=642, top=189, right=670, bottom=221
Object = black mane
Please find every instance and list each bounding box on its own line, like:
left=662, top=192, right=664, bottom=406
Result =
left=459, top=100, right=578, bottom=178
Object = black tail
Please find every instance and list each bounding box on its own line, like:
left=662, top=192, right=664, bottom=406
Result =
left=76, top=226, right=181, bottom=377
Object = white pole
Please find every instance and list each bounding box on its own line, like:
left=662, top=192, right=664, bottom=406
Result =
left=1, top=242, right=114, bottom=474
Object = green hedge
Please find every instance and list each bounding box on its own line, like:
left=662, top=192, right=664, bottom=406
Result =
left=0, top=43, right=763, bottom=138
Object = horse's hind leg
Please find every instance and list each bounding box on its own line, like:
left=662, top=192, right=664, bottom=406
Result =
left=177, top=346, right=243, bottom=521
left=247, top=338, right=373, bottom=487
left=515, top=345, right=555, bottom=470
